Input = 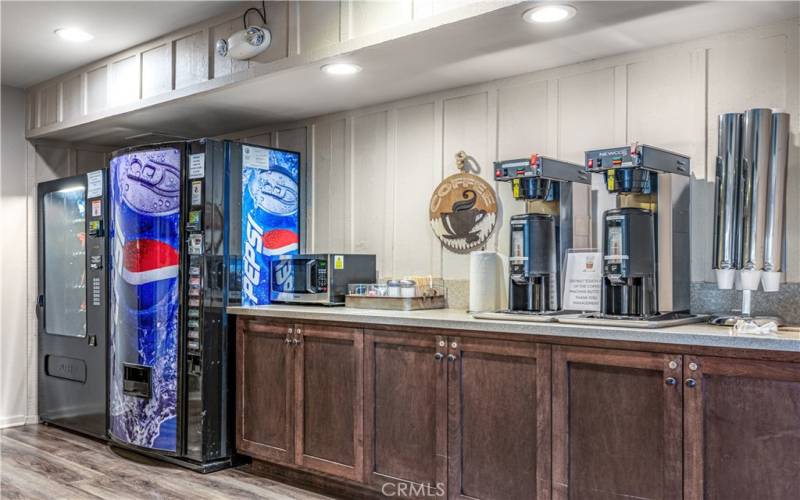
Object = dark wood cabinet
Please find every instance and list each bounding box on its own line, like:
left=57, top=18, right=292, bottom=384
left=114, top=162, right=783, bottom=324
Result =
left=237, top=316, right=799, bottom=500
left=684, top=356, right=800, bottom=500
left=294, top=324, right=364, bottom=482
left=363, top=331, right=447, bottom=496
left=237, top=319, right=363, bottom=482
left=236, top=319, right=295, bottom=465
left=448, top=337, right=551, bottom=500
left=552, top=346, right=683, bottom=500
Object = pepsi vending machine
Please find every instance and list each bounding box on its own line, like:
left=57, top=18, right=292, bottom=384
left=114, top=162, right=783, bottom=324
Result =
left=108, top=140, right=232, bottom=471
left=107, top=139, right=300, bottom=472
left=228, top=143, right=301, bottom=306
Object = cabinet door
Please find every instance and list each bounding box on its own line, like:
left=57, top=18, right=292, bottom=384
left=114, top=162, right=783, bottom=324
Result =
left=552, top=346, right=682, bottom=500
left=684, top=356, right=800, bottom=500
left=294, top=324, right=364, bottom=482
left=364, top=331, right=447, bottom=497
left=236, top=318, right=295, bottom=464
left=448, top=337, right=551, bottom=500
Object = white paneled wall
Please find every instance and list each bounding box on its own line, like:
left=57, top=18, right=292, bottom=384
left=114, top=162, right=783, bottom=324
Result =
left=1, top=86, right=29, bottom=427
left=230, top=19, right=800, bottom=289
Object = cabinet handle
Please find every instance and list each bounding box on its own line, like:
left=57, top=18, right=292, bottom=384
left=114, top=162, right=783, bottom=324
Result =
left=447, top=354, right=457, bottom=362
left=285, top=336, right=291, bottom=344
left=665, top=377, right=677, bottom=386
left=685, top=378, right=697, bottom=388
left=434, top=352, right=444, bottom=361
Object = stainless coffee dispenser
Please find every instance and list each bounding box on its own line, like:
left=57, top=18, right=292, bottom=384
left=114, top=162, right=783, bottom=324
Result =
left=494, top=154, right=590, bottom=313
left=584, top=144, right=692, bottom=319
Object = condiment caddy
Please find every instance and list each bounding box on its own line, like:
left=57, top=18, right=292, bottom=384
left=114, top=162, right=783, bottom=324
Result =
left=346, top=276, right=447, bottom=311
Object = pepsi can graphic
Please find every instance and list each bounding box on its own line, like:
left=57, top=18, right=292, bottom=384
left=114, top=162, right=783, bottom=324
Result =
left=241, top=145, right=300, bottom=306
left=108, top=146, right=180, bottom=453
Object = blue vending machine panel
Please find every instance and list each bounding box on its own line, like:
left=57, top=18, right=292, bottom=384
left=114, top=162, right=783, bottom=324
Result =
left=241, top=145, right=300, bottom=306
left=108, top=146, right=180, bottom=453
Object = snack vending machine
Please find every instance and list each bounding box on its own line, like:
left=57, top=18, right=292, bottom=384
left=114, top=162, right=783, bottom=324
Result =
left=37, top=171, right=109, bottom=439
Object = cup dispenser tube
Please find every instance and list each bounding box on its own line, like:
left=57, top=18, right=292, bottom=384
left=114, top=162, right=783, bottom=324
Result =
left=711, top=108, right=790, bottom=327
left=739, top=108, right=773, bottom=290
left=762, top=112, right=790, bottom=291
left=712, top=113, right=742, bottom=289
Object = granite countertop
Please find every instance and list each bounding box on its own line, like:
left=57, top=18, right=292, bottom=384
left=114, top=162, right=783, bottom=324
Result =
left=228, top=305, right=800, bottom=353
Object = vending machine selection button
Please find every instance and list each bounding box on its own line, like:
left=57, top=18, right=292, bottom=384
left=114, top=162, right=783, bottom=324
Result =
left=188, top=234, right=204, bottom=254
left=189, top=266, right=201, bottom=276
left=189, top=276, right=202, bottom=286
left=187, top=320, right=200, bottom=329
left=188, top=341, right=200, bottom=351
left=189, top=288, right=201, bottom=297
left=88, top=220, right=104, bottom=237
left=187, top=309, right=200, bottom=318
left=187, top=210, right=202, bottom=230
left=191, top=181, right=203, bottom=206
left=187, top=330, right=200, bottom=340
left=189, top=298, right=201, bottom=307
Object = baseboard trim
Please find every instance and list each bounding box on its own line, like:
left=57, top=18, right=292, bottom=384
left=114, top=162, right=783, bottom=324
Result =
left=0, top=415, right=27, bottom=429
left=249, top=459, right=380, bottom=500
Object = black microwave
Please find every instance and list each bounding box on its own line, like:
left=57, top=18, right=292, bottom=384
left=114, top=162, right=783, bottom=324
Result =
left=270, top=254, right=376, bottom=305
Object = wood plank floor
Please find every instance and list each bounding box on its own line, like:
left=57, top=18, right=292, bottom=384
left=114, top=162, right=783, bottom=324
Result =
left=0, top=425, right=333, bottom=500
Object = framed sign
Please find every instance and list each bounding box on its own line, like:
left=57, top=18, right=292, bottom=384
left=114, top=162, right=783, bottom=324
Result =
left=429, top=152, right=497, bottom=253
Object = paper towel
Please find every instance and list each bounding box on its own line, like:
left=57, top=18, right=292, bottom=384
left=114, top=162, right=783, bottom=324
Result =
left=469, top=251, right=500, bottom=312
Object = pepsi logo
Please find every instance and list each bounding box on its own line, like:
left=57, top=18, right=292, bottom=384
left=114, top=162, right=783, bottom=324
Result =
left=261, top=229, right=298, bottom=256
left=121, top=239, right=180, bottom=286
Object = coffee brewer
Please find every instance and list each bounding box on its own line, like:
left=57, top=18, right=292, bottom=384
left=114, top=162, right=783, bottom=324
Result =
left=584, top=144, right=692, bottom=319
left=494, top=154, right=590, bottom=313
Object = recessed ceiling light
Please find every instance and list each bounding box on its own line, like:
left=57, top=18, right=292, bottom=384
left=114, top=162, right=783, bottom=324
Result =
left=55, top=28, right=94, bottom=42
left=321, top=63, right=362, bottom=75
left=522, top=5, right=577, bottom=24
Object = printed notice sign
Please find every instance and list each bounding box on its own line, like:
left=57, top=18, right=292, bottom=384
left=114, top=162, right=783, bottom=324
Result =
left=189, top=153, right=205, bottom=179
left=87, top=170, right=103, bottom=198
left=562, top=251, right=602, bottom=311
left=243, top=145, right=269, bottom=170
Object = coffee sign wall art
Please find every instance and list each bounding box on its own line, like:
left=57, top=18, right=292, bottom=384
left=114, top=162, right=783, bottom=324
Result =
left=429, top=151, right=498, bottom=253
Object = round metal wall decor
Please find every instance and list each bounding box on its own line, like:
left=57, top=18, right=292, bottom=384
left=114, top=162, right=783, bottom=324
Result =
left=429, top=152, right=498, bottom=253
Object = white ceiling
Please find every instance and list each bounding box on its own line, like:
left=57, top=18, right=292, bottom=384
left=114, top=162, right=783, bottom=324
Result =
left=1, top=1, right=249, bottom=88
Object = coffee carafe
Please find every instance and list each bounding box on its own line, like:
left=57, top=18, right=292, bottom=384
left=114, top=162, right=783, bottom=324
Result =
left=509, top=213, right=558, bottom=311
left=494, top=154, right=590, bottom=313
left=601, top=207, right=657, bottom=316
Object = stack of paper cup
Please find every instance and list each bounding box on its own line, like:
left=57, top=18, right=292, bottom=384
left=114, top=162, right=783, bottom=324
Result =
left=468, top=251, right=500, bottom=313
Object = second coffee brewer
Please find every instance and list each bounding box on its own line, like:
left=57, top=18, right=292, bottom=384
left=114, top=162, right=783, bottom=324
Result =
left=584, top=144, right=691, bottom=319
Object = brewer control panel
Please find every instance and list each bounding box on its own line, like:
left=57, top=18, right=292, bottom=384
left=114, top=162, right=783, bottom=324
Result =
left=585, top=144, right=690, bottom=175
left=494, top=154, right=590, bottom=183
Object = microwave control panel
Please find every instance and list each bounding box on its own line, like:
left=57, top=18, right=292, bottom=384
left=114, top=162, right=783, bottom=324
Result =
left=316, top=260, right=328, bottom=291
